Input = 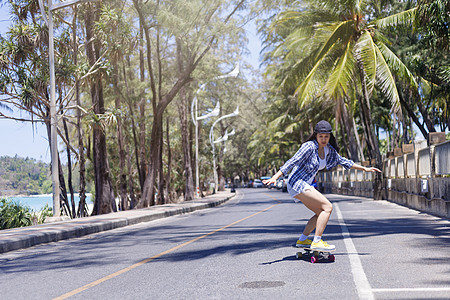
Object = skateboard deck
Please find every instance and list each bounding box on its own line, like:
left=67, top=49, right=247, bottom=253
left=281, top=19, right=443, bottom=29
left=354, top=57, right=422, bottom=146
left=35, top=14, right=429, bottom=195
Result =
left=295, top=246, right=336, bottom=263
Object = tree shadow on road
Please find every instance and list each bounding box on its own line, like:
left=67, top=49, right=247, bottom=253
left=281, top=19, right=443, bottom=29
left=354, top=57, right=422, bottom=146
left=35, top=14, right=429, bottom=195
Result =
left=1, top=191, right=449, bottom=276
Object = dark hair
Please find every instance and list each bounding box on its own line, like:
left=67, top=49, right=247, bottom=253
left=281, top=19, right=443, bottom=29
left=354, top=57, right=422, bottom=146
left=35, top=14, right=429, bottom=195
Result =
left=306, top=132, right=340, bottom=153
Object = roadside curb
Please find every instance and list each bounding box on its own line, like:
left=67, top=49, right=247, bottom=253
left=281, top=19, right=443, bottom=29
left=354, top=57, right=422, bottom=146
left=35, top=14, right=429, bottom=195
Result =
left=0, top=191, right=236, bottom=254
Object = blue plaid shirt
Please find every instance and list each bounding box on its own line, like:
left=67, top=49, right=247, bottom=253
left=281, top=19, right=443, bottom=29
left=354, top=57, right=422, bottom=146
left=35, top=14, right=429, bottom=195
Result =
left=280, top=140, right=354, bottom=194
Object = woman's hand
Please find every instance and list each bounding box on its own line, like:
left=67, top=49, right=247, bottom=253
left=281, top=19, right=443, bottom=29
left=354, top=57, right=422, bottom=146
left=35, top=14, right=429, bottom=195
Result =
left=351, top=164, right=382, bottom=173
left=262, top=170, right=283, bottom=186
left=365, top=167, right=382, bottom=173
left=262, top=177, right=277, bottom=186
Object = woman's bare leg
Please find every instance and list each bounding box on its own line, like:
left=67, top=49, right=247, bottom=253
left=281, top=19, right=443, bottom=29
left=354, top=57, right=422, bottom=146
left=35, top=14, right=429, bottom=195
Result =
left=302, top=215, right=317, bottom=236
left=294, top=188, right=333, bottom=237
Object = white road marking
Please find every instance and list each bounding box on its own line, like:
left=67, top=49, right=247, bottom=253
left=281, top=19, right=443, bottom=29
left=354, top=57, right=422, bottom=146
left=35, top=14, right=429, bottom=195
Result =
left=372, top=287, right=450, bottom=292
left=335, top=203, right=375, bottom=300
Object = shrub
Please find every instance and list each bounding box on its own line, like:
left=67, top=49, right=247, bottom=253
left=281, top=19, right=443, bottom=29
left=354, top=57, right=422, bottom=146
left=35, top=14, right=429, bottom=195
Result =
left=0, top=198, right=32, bottom=229
left=1, top=198, right=54, bottom=229
left=35, top=204, right=53, bottom=224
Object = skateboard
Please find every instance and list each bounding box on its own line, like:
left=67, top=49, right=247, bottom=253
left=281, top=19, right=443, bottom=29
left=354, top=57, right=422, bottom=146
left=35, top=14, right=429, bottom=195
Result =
left=295, top=247, right=335, bottom=263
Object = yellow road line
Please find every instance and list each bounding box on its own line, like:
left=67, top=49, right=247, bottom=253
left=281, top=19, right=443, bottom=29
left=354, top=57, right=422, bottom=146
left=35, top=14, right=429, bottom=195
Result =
left=53, top=200, right=280, bottom=300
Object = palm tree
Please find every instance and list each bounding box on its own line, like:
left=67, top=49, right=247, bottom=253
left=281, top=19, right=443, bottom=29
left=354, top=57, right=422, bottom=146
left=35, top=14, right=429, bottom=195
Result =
left=0, top=1, right=75, bottom=214
left=264, top=0, right=419, bottom=199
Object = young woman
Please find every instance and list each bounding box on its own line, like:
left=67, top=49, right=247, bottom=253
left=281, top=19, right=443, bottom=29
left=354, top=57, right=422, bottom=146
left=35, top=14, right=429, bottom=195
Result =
left=263, top=120, right=381, bottom=251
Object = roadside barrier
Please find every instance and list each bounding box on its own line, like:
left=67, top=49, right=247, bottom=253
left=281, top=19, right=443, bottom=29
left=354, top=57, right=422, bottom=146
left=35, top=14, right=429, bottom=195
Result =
left=318, top=139, right=450, bottom=218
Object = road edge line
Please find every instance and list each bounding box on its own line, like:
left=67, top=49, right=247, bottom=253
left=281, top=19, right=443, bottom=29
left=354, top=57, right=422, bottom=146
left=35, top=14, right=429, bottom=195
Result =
left=335, top=203, right=375, bottom=300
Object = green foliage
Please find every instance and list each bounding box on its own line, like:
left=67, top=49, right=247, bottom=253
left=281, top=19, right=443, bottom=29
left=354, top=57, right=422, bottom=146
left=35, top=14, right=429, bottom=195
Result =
left=34, top=204, right=53, bottom=224
left=0, top=155, right=50, bottom=196
left=416, top=0, right=450, bottom=51
left=383, top=0, right=449, bottom=134
left=0, top=198, right=53, bottom=229
left=0, top=198, right=32, bottom=229
left=253, top=0, right=449, bottom=169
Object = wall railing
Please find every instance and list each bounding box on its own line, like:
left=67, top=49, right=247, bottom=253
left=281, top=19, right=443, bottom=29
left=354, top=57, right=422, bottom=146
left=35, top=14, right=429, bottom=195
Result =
left=318, top=139, right=450, bottom=218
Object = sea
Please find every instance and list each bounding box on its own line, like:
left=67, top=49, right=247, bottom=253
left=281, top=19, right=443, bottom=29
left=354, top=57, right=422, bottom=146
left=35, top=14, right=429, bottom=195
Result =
left=7, top=194, right=92, bottom=212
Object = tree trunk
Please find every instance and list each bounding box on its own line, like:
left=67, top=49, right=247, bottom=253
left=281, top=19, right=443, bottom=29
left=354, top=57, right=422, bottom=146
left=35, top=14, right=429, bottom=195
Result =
left=218, top=164, right=225, bottom=191
left=217, top=127, right=225, bottom=192
left=352, top=117, right=365, bottom=162
left=123, top=61, right=144, bottom=194
left=399, top=90, right=429, bottom=141
left=139, top=81, right=193, bottom=207
left=141, top=112, right=163, bottom=207
left=85, top=4, right=115, bottom=215
left=57, top=156, right=71, bottom=216
left=339, top=118, right=350, bottom=158
left=45, top=119, right=70, bottom=216
left=125, top=141, right=136, bottom=209
left=165, top=116, right=172, bottom=203
left=341, top=100, right=359, bottom=161
left=417, top=97, right=436, bottom=136
left=177, top=89, right=195, bottom=201
left=70, top=5, right=87, bottom=218
left=139, top=23, right=147, bottom=193
left=356, top=59, right=383, bottom=200
left=113, top=66, right=128, bottom=211
left=176, top=38, right=194, bottom=201
left=63, top=117, right=76, bottom=218
left=157, top=122, right=165, bottom=205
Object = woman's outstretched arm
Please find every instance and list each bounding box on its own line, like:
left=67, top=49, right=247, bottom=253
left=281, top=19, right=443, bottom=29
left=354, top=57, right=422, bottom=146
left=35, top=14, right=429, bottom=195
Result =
left=351, top=163, right=382, bottom=173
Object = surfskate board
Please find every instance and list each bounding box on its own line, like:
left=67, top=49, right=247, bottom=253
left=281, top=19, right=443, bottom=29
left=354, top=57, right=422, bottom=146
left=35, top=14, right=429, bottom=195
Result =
left=295, top=246, right=336, bottom=263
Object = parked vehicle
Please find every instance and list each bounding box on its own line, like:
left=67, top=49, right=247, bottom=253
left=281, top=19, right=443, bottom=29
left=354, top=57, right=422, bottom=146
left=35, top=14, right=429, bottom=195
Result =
left=276, top=178, right=283, bottom=190
left=253, top=179, right=264, bottom=188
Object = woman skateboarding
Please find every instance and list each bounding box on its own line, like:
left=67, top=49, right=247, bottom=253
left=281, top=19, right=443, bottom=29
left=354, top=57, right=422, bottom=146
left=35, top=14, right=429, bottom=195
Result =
left=263, top=120, right=381, bottom=251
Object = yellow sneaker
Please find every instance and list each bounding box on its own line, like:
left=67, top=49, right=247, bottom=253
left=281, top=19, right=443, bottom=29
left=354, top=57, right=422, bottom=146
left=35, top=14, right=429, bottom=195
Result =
left=310, top=239, right=335, bottom=251
left=296, top=239, right=312, bottom=248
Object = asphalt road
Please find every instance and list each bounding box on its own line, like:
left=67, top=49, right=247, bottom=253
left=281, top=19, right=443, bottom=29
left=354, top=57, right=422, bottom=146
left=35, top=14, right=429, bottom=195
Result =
left=1, top=189, right=449, bottom=299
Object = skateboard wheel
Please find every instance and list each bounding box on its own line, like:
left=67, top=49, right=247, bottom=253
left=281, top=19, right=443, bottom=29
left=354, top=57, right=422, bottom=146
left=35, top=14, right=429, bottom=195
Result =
left=296, top=252, right=302, bottom=259
left=311, top=256, right=318, bottom=263
left=329, top=254, right=335, bottom=262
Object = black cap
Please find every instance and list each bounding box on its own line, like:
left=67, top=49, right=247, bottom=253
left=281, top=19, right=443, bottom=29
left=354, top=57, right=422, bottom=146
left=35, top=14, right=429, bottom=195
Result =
left=314, top=120, right=332, bottom=133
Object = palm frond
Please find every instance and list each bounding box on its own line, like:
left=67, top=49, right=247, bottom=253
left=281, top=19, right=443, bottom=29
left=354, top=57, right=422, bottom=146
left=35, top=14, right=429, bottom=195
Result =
left=294, top=21, right=354, bottom=106
left=374, top=7, right=417, bottom=28
left=314, top=20, right=354, bottom=62
left=374, top=43, right=400, bottom=112
left=375, top=41, right=418, bottom=90
left=247, top=139, right=261, bottom=149
left=276, top=54, right=312, bottom=92
left=269, top=144, right=280, bottom=154
left=285, top=122, right=298, bottom=134
left=273, top=10, right=303, bottom=26
left=274, top=26, right=313, bottom=57
left=294, top=48, right=333, bottom=107
left=355, top=30, right=376, bottom=96
left=323, top=37, right=355, bottom=99
left=272, top=131, right=286, bottom=139
left=268, top=114, right=288, bottom=130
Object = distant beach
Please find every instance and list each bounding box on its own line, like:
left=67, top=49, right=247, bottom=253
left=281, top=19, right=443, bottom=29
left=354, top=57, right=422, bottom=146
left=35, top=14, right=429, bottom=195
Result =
left=8, top=194, right=93, bottom=213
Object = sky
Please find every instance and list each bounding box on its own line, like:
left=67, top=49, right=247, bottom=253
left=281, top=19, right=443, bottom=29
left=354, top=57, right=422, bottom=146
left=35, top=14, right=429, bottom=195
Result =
left=0, top=6, right=263, bottom=163
left=0, top=8, right=53, bottom=162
